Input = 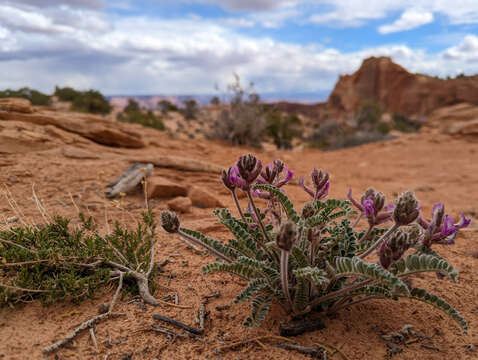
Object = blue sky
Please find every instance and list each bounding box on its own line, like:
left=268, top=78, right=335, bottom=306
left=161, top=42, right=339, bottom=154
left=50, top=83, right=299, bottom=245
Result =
left=1, top=0, right=478, bottom=99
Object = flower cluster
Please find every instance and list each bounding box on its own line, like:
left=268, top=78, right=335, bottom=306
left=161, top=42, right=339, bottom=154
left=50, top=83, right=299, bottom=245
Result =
left=161, top=153, right=471, bottom=333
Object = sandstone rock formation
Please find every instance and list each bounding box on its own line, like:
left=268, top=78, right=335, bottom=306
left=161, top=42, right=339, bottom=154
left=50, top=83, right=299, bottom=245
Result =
left=189, top=186, right=225, bottom=208
left=0, top=98, right=145, bottom=148
left=167, top=196, right=192, bottom=213
left=326, top=57, right=478, bottom=119
left=423, top=103, right=478, bottom=137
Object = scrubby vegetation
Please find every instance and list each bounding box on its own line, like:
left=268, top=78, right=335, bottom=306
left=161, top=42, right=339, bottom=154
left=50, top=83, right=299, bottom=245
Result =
left=265, top=110, right=302, bottom=149
left=210, top=75, right=266, bottom=147
left=180, top=99, right=199, bottom=120
left=158, top=99, right=178, bottom=115
left=119, top=99, right=164, bottom=130
left=55, top=86, right=111, bottom=114
left=0, top=87, right=51, bottom=106
left=0, top=211, right=160, bottom=306
left=161, top=154, right=470, bottom=332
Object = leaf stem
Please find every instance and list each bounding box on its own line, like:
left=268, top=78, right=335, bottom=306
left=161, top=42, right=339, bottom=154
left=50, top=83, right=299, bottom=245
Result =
left=246, top=190, right=272, bottom=243
left=281, top=250, right=293, bottom=309
left=231, top=189, right=247, bottom=224
left=178, top=229, right=232, bottom=263
left=359, top=224, right=399, bottom=259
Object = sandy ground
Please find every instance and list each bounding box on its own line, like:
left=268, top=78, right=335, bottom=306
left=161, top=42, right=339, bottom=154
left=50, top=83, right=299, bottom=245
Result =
left=0, top=128, right=477, bottom=359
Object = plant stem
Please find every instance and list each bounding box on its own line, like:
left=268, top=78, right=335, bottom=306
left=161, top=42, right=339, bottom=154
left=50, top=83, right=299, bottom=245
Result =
left=246, top=190, right=272, bottom=243
left=359, top=224, right=399, bottom=259
left=231, top=190, right=246, bottom=223
left=301, top=279, right=373, bottom=315
left=281, top=250, right=293, bottom=309
left=358, top=225, right=373, bottom=243
left=178, top=229, right=232, bottom=263
left=352, top=213, right=363, bottom=228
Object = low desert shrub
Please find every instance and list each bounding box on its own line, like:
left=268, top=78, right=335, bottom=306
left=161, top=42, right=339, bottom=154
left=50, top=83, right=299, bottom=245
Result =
left=0, top=87, right=51, bottom=106
left=158, top=100, right=178, bottom=115
left=210, top=75, right=265, bottom=147
left=161, top=154, right=470, bottom=332
left=266, top=111, right=302, bottom=150
left=0, top=211, right=160, bottom=306
left=119, top=99, right=164, bottom=130
left=393, top=113, right=421, bottom=133
left=180, top=99, right=199, bottom=120
left=71, top=89, right=111, bottom=115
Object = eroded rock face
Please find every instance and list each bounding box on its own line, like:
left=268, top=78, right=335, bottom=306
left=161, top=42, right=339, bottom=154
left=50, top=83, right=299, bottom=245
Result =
left=0, top=98, right=145, bottom=148
left=424, top=103, right=478, bottom=136
left=327, top=57, right=478, bottom=118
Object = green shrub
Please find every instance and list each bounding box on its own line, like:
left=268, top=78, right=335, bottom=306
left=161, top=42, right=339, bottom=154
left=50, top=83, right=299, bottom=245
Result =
left=54, top=86, right=80, bottom=102
left=210, top=96, right=221, bottom=105
left=357, top=100, right=382, bottom=130
left=0, top=87, right=51, bottom=106
left=158, top=100, right=178, bottom=115
left=71, top=89, right=111, bottom=115
left=0, top=211, right=158, bottom=306
left=393, top=114, right=421, bottom=133
left=119, top=108, right=164, bottom=131
left=265, top=111, right=302, bottom=149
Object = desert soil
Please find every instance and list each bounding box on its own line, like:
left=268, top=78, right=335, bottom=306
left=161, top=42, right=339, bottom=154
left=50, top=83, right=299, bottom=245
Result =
left=0, top=128, right=477, bottom=360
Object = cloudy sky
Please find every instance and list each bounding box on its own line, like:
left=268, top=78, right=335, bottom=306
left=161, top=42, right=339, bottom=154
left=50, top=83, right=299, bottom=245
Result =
left=1, top=0, right=478, bottom=97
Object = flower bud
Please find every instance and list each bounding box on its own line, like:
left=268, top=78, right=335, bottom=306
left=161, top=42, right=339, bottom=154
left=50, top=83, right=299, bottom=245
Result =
left=379, top=230, right=411, bottom=269
left=221, top=168, right=235, bottom=191
left=301, top=202, right=316, bottom=219
left=276, top=221, right=297, bottom=252
left=160, top=210, right=180, bottom=233
left=311, top=169, right=329, bottom=189
left=237, top=154, right=262, bottom=184
left=393, top=191, right=420, bottom=226
left=373, top=192, right=386, bottom=213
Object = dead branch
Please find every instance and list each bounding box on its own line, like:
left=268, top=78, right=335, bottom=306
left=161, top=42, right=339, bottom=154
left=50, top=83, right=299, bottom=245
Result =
left=43, top=270, right=126, bottom=354
left=219, top=335, right=293, bottom=352
left=152, top=314, right=204, bottom=335
left=105, top=163, right=153, bottom=198
left=273, top=343, right=327, bottom=359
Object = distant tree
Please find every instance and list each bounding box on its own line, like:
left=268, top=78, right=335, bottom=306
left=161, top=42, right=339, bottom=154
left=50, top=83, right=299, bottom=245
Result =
left=392, top=113, right=421, bottom=133
left=71, top=89, right=111, bottom=115
left=158, top=100, right=178, bottom=115
left=181, top=99, right=199, bottom=120
left=0, top=87, right=51, bottom=106
left=210, top=96, right=220, bottom=105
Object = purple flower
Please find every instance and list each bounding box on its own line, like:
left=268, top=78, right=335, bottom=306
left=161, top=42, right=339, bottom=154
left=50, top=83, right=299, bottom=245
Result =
left=300, top=169, right=329, bottom=201
left=229, top=166, right=248, bottom=191
left=221, top=167, right=236, bottom=191
left=348, top=188, right=393, bottom=226
left=254, top=160, right=294, bottom=199
left=418, top=203, right=471, bottom=247
left=363, top=199, right=375, bottom=218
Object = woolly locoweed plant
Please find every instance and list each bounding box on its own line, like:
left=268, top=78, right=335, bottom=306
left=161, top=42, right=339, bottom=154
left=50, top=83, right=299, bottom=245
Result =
left=161, top=154, right=471, bottom=332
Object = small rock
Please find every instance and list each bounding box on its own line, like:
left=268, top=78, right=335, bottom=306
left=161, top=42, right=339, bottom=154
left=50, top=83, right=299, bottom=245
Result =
left=147, top=177, right=188, bottom=199
left=167, top=196, right=192, bottom=213
left=189, top=186, right=225, bottom=208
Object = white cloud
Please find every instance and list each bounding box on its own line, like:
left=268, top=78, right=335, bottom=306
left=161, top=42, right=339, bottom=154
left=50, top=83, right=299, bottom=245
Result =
left=443, top=35, right=478, bottom=61
left=7, top=0, right=104, bottom=9
left=379, top=9, right=433, bottom=34
left=1, top=2, right=478, bottom=95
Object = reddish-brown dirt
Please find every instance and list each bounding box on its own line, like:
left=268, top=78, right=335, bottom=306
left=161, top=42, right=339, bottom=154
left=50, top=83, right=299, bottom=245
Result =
left=1, top=125, right=477, bottom=359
